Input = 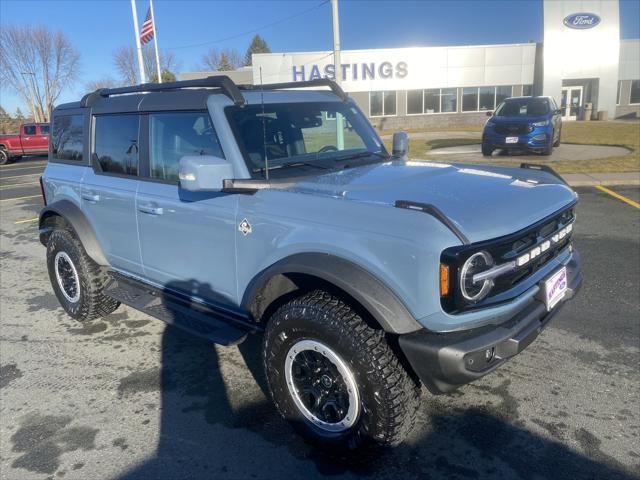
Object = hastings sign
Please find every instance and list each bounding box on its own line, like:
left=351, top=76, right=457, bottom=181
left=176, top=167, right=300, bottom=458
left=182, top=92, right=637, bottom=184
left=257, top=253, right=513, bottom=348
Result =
left=563, top=13, right=601, bottom=29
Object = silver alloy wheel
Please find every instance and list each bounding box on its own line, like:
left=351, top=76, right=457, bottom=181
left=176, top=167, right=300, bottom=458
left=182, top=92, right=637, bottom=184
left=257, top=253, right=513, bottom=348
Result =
left=54, top=251, right=81, bottom=303
left=284, top=339, right=360, bottom=433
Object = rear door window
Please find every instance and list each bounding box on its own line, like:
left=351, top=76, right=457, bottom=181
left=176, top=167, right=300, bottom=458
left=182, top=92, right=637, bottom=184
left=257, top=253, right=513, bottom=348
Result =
left=40, top=124, right=50, bottom=135
left=148, top=112, right=224, bottom=182
left=51, top=115, right=84, bottom=161
left=94, top=115, right=139, bottom=176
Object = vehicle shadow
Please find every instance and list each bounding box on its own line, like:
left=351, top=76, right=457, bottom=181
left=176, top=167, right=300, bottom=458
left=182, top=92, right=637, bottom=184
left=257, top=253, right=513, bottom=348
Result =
left=117, top=281, right=637, bottom=480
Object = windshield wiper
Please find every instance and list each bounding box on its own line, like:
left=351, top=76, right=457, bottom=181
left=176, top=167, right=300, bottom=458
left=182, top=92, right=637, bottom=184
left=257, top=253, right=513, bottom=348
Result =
left=333, top=150, right=389, bottom=162
left=252, top=161, right=330, bottom=173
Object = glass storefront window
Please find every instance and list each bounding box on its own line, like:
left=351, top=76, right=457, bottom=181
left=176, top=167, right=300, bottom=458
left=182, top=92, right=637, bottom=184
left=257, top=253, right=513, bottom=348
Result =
left=630, top=80, right=640, bottom=104
left=496, top=86, right=512, bottom=106
left=462, top=87, right=479, bottom=111
left=424, top=89, right=441, bottom=114
left=523, top=84, right=533, bottom=96
left=479, top=87, right=495, bottom=110
left=370, top=91, right=383, bottom=116
left=441, top=88, right=457, bottom=112
left=383, top=91, right=397, bottom=116
left=370, top=91, right=396, bottom=116
left=406, top=90, right=423, bottom=114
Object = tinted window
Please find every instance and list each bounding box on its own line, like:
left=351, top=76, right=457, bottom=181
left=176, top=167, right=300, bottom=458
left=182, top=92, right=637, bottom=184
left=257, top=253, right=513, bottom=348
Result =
left=479, top=87, right=495, bottom=111
left=52, top=115, right=83, bottom=161
left=40, top=124, right=50, bottom=135
left=630, top=80, right=640, bottom=104
left=522, top=85, right=533, bottom=96
left=23, top=125, right=36, bottom=135
left=495, top=98, right=550, bottom=117
left=150, top=112, right=224, bottom=182
left=94, top=115, right=139, bottom=175
left=383, top=91, right=396, bottom=116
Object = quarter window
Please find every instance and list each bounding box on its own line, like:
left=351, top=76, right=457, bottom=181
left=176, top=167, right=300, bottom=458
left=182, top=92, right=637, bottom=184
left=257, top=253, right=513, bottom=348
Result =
left=51, top=115, right=83, bottom=161
left=149, top=112, right=225, bottom=182
left=94, top=115, right=139, bottom=176
left=23, top=125, right=36, bottom=135
left=370, top=91, right=396, bottom=116
left=630, top=80, right=640, bottom=104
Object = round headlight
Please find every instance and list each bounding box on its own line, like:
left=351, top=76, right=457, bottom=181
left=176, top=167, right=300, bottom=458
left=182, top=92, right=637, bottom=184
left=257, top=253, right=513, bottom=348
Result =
left=460, top=251, right=494, bottom=302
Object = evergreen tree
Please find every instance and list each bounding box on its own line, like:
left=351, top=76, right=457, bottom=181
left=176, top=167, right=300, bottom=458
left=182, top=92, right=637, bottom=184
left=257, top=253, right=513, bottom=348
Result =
left=244, top=35, right=271, bottom=66
left=217, top=53, right=235, bottom=71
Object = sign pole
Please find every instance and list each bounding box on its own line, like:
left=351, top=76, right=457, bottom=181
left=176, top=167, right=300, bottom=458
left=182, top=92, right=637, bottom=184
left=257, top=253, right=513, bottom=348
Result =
left=331, top=0, right=344, bottom=149
left=149, top=0, right=163, bottom=83
left=130, top=0, right=146, bottom=84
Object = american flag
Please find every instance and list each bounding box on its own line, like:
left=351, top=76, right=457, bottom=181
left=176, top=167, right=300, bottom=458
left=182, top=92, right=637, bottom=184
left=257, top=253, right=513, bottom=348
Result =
left=139, top=7, right=154, bottom=45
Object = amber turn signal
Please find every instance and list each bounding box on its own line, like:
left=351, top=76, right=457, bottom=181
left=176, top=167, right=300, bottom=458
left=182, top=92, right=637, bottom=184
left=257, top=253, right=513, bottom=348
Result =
left=440, top=264, right=450, bottom=297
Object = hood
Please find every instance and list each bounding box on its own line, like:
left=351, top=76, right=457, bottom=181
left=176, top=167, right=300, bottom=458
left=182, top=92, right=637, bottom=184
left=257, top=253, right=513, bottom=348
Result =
left=288, top=160, right=577, bottom=244
left=491, top=114, right=549, bottom=124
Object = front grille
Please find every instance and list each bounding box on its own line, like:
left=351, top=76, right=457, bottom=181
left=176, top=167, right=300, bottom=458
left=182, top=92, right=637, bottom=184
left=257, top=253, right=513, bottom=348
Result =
left=441, top=203, right=576, bottom=313
left=494, top=124, right=533, bottom=135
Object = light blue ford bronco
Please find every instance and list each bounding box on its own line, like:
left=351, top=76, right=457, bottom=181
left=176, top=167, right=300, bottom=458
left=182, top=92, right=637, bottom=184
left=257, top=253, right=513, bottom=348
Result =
left=40, top=76, right=582, bottom=452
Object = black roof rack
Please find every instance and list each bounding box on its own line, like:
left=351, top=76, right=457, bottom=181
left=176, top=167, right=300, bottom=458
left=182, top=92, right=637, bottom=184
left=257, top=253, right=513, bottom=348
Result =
left=239, top=78, right=348, bottom=102
left=79, top=75, right=348, bottom=108
left=80, top=75, right=246, bottom=107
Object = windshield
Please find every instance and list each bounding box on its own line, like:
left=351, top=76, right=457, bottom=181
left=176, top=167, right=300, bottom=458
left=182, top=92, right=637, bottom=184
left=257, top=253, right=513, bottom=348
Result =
left=494, top=98, right=550, bottom=117
left=226, top=101, right=387, bottom=178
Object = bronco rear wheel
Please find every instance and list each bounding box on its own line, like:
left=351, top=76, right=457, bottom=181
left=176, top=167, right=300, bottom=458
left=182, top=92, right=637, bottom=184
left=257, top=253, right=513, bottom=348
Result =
left=263, top=290, right=421, bottom=452
left=46, top=229, right=120, bottom=321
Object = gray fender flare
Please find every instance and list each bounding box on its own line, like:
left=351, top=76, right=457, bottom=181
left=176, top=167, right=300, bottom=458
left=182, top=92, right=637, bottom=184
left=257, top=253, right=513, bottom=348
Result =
left=242, top=253, right=423, bottom=334
left=39, top=199, right=109, bottom=266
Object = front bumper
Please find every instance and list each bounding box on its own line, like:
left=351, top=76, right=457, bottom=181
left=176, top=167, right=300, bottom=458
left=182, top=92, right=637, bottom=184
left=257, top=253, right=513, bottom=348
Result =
left=399, top=248, right=582, bottom=394
left=483, top=128, right=552, bottom=151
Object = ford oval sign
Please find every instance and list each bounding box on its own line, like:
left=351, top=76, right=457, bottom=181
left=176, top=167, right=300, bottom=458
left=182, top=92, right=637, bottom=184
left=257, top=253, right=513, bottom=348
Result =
left=563, top=13, right=601, bottom=29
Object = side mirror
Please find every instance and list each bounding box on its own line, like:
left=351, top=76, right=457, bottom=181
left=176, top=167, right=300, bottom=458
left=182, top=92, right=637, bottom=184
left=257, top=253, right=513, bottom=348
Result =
left=486, top=111, right=493, bottom=117
left=392, top=131, right=409, bottom=158
left=179, top=155, right=233, bottom=192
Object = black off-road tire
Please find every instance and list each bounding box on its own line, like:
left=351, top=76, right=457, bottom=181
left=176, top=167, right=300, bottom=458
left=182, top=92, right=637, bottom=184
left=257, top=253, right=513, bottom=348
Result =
left=553, top=129, right=561, bottom=147
left=263, top=290, right=421, bottom=453
left=0, top=148, right=11, bottom=165
left=46, top=229, right=120, bottom=321
left=481, top=143, right=494, bottom=157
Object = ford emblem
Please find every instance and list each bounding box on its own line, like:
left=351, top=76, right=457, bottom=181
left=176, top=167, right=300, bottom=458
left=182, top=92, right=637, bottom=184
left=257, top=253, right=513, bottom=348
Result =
left=563, top=13, right=601, bottom=29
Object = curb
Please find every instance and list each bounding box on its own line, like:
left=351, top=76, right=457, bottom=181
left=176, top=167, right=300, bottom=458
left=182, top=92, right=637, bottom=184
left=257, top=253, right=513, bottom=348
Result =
left=566, top=179, right=640, bottom=187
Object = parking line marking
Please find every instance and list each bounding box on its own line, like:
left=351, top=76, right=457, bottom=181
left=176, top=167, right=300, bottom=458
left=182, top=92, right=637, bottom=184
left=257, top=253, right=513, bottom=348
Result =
left=0, top=182, right=39, bottom=189
left=0, top=173, right=42, bottom=179
left=0, top=194, right=42, bottom=203
left=14, top=217, right=39, bottom=224
left=596, top=185, right=640, bottom=209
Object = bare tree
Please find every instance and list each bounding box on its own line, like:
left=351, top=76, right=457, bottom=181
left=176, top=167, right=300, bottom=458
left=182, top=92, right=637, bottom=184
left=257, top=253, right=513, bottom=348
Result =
left=0, top=25, right=80, bottom=122
left=199, top=47, right=242, bottom=71
left=85, top=77, right=120, bottom=92
left=113, top=45, right=180, bottom=85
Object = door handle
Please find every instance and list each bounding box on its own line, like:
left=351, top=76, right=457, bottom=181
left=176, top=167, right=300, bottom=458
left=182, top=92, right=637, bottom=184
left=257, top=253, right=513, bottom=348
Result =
left=138, top=203, right=163, bottom=215
left=81, top=192, right=100, bottom=203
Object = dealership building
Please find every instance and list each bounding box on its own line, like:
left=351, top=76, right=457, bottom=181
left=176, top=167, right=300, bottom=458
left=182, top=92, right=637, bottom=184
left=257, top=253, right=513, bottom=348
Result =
left=182, top=0, right=640, bottom=129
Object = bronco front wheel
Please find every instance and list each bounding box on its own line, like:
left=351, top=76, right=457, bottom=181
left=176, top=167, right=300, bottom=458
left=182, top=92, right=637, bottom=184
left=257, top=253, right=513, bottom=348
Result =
left=263, top=290, right=421, bottom=452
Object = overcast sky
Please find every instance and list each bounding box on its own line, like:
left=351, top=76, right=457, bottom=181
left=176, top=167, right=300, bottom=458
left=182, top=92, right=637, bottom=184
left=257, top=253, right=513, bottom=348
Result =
left=1, top=0, right=639, bottom=114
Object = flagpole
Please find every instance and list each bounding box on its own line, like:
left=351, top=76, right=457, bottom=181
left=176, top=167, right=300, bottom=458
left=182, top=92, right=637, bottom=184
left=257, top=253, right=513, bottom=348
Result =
left=149, top=0, right=163, bottom=83
left=130, top=0, right=146, bottom=84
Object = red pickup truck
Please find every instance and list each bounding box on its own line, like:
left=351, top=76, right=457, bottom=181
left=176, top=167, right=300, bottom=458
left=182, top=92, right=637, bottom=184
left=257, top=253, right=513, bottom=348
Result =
left=0, top=123, right=50, bottom=165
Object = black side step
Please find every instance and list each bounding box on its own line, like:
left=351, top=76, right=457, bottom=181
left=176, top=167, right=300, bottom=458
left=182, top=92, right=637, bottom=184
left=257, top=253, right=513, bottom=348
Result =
left=104, top=274, right=259, bottom=346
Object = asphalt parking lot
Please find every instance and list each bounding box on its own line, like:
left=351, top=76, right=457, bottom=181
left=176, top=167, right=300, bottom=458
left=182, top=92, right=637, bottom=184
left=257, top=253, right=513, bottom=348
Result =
left=1, top=157, right=639, bottom=480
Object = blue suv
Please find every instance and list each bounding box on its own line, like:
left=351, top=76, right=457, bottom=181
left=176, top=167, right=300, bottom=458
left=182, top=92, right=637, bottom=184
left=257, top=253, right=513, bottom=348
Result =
left=39, top=76, right=582, bottom=453
left=482, top=96, right=562, bottom=156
